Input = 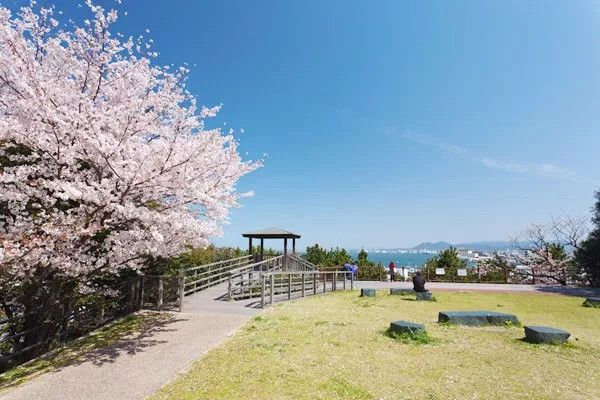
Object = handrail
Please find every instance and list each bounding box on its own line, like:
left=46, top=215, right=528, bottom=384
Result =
left=184, top=255, right=285, bottom=296
left=227, top=269, right=354, bottom=307
left=184, top=255, right=253, bottom=273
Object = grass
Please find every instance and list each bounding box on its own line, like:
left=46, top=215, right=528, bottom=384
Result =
left=0, top=311, right=171, bottom=390
left=151, top=291, right=600, bottom=400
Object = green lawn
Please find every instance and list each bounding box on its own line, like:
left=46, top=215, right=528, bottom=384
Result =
left=152, top=290, right=600, bottom=400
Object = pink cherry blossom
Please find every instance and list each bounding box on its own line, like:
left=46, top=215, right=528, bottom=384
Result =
left=0, top=2, right=260, bottom=282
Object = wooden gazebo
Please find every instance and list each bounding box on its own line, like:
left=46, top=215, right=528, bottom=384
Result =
left=242, top=227, right=301, bottom=262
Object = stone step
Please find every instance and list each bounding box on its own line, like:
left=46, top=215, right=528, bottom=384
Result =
left=360, top=288, right=376, bottom=297
left=389, top=320, right=426, bottom=335
left=524, top=325, right=570, bottom=344
left=438, top=311, right=520, bottom=326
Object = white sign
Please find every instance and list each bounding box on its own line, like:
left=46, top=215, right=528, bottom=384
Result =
left=457, top=269, right=467, bottom=277
left=435, top=268, right=445, bottom=275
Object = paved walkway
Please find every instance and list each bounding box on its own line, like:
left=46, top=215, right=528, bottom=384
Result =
left=2, top=281, right=597, bottom=400
left=0, top=284, right=262, bottom=400
left=354, top=280, right=600, bottom=296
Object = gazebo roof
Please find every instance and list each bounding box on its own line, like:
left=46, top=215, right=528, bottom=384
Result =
left=242, top=227, right=301, bottom=239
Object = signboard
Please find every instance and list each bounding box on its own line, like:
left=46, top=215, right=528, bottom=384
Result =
left=457, top=269, right=468, bottom=277
left=435, top=268, right=445, bottom=275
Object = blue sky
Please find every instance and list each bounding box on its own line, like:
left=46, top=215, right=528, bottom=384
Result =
left=9, top=0, right=600, bottom=249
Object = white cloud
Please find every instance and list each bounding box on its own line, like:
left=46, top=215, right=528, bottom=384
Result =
left=390, top=130, right=576, bottom=180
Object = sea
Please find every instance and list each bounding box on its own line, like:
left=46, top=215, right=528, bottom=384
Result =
left=347, top=251, right=434, bottom=267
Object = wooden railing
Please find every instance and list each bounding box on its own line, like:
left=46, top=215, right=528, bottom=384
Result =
left=182, top=255, right=254, bottom=296
left=286, top=253, right=317, bottom=271
left=228, top=270, right=354, bottom=307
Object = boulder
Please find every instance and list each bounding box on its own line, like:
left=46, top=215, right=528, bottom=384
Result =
left=438, top=311, right=520, bottom=326
left=390, top=288, right=415, bottom=296
left=583, top=297, right=600, bottom=307
left=524, top=326, right=570, bottom=344
left=389, top=320, right=425, bottom=335
left=360, top=288, right=376, bottom=297
left=416, top=291, right=433, bottom=301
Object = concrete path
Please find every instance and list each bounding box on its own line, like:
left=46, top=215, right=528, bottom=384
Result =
left=0, top=283, right=262, bottom=400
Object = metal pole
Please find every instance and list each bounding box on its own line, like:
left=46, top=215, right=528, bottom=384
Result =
left=351, top=272, right=354, bottom=290
left=323, top=273, right=327, bottom=293
left=333, top=272, right=337, bottom=291
left=343, top=272, right=346, bottom=290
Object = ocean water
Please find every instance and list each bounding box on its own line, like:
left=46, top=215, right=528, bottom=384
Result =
left=348, top=251, right=434, bottom=267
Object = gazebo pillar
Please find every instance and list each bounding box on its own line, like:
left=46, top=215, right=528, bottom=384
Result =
left=292, top=238, right=296, bottom=254
left=260, top=238, right=264, bottom=261
left=283, top=238, right=288, bottom=268
left=248, top=237, right=253, bottom=260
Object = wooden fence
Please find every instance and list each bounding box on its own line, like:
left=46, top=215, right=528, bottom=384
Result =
left=228, top=270, right=354, bottom=307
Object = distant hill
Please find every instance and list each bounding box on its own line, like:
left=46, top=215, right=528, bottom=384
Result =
left=411, top=241, right=517, bottom=252
left=412, top=241, right=453, bottom=251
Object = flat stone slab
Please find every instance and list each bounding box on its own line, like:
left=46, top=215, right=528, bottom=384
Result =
left=524, top=326, right=570, bottom=344
left=389, top=320, right=425, bottom=335
left=360, top=288, right=376, bottom=297
left=583, top=297, right=600, bottom=307
left=438, top=311, right=520, bottom=326
left=390, top=288, right=414, bottom=295
left=416, top=291, right=433, bottom=301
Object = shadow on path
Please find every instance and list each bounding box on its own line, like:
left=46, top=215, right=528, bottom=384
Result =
left=0, top=312, right=184, bottom=390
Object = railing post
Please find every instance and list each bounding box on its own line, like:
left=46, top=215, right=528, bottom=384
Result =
left=158, top=276, right=164, bottom=311
left=323, top=273, right=327, bottom=293
left=178, top=275, right=184, bottom=312
left=343, top=272, right=347, bottom=290
left=270, top=274, right=274, bottom=304
left=261, top=275, right=266, bottom=308
left=228, top=274, right=233, bottom=301
left=194, top=269, right=198, bottom=292
left=302, top=272, right=306, bottom=297
left=333, top=272, right=337, bottom=291
left=288, top=273, right=292, bottom=300
left=351, top=272, right=354, bottom=290
left=313, top=273, right=317, bottom=295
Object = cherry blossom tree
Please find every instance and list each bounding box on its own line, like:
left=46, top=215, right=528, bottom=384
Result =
left=511, top=216, right=588, bottom=285
left=0, top=2, right=260, bottom=286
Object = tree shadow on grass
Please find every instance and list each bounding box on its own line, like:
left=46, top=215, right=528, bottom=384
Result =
left=533, top=286, right=600, bottom=298
left=0, top=312, right=185, bottom=390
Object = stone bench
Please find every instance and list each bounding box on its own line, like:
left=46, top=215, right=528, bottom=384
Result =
left=390, top=288, right=415, bottom=296
left=389, top=320, right=425, bottom=335
left=524, top=326, right=570, bottom=344
left=360, top=288, right=376, bottom=297
left=583, top=297, right=600, bottom=307
left=438, top=311, right=520, bottom=326
left=416, top=291, right=433, bottom=301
